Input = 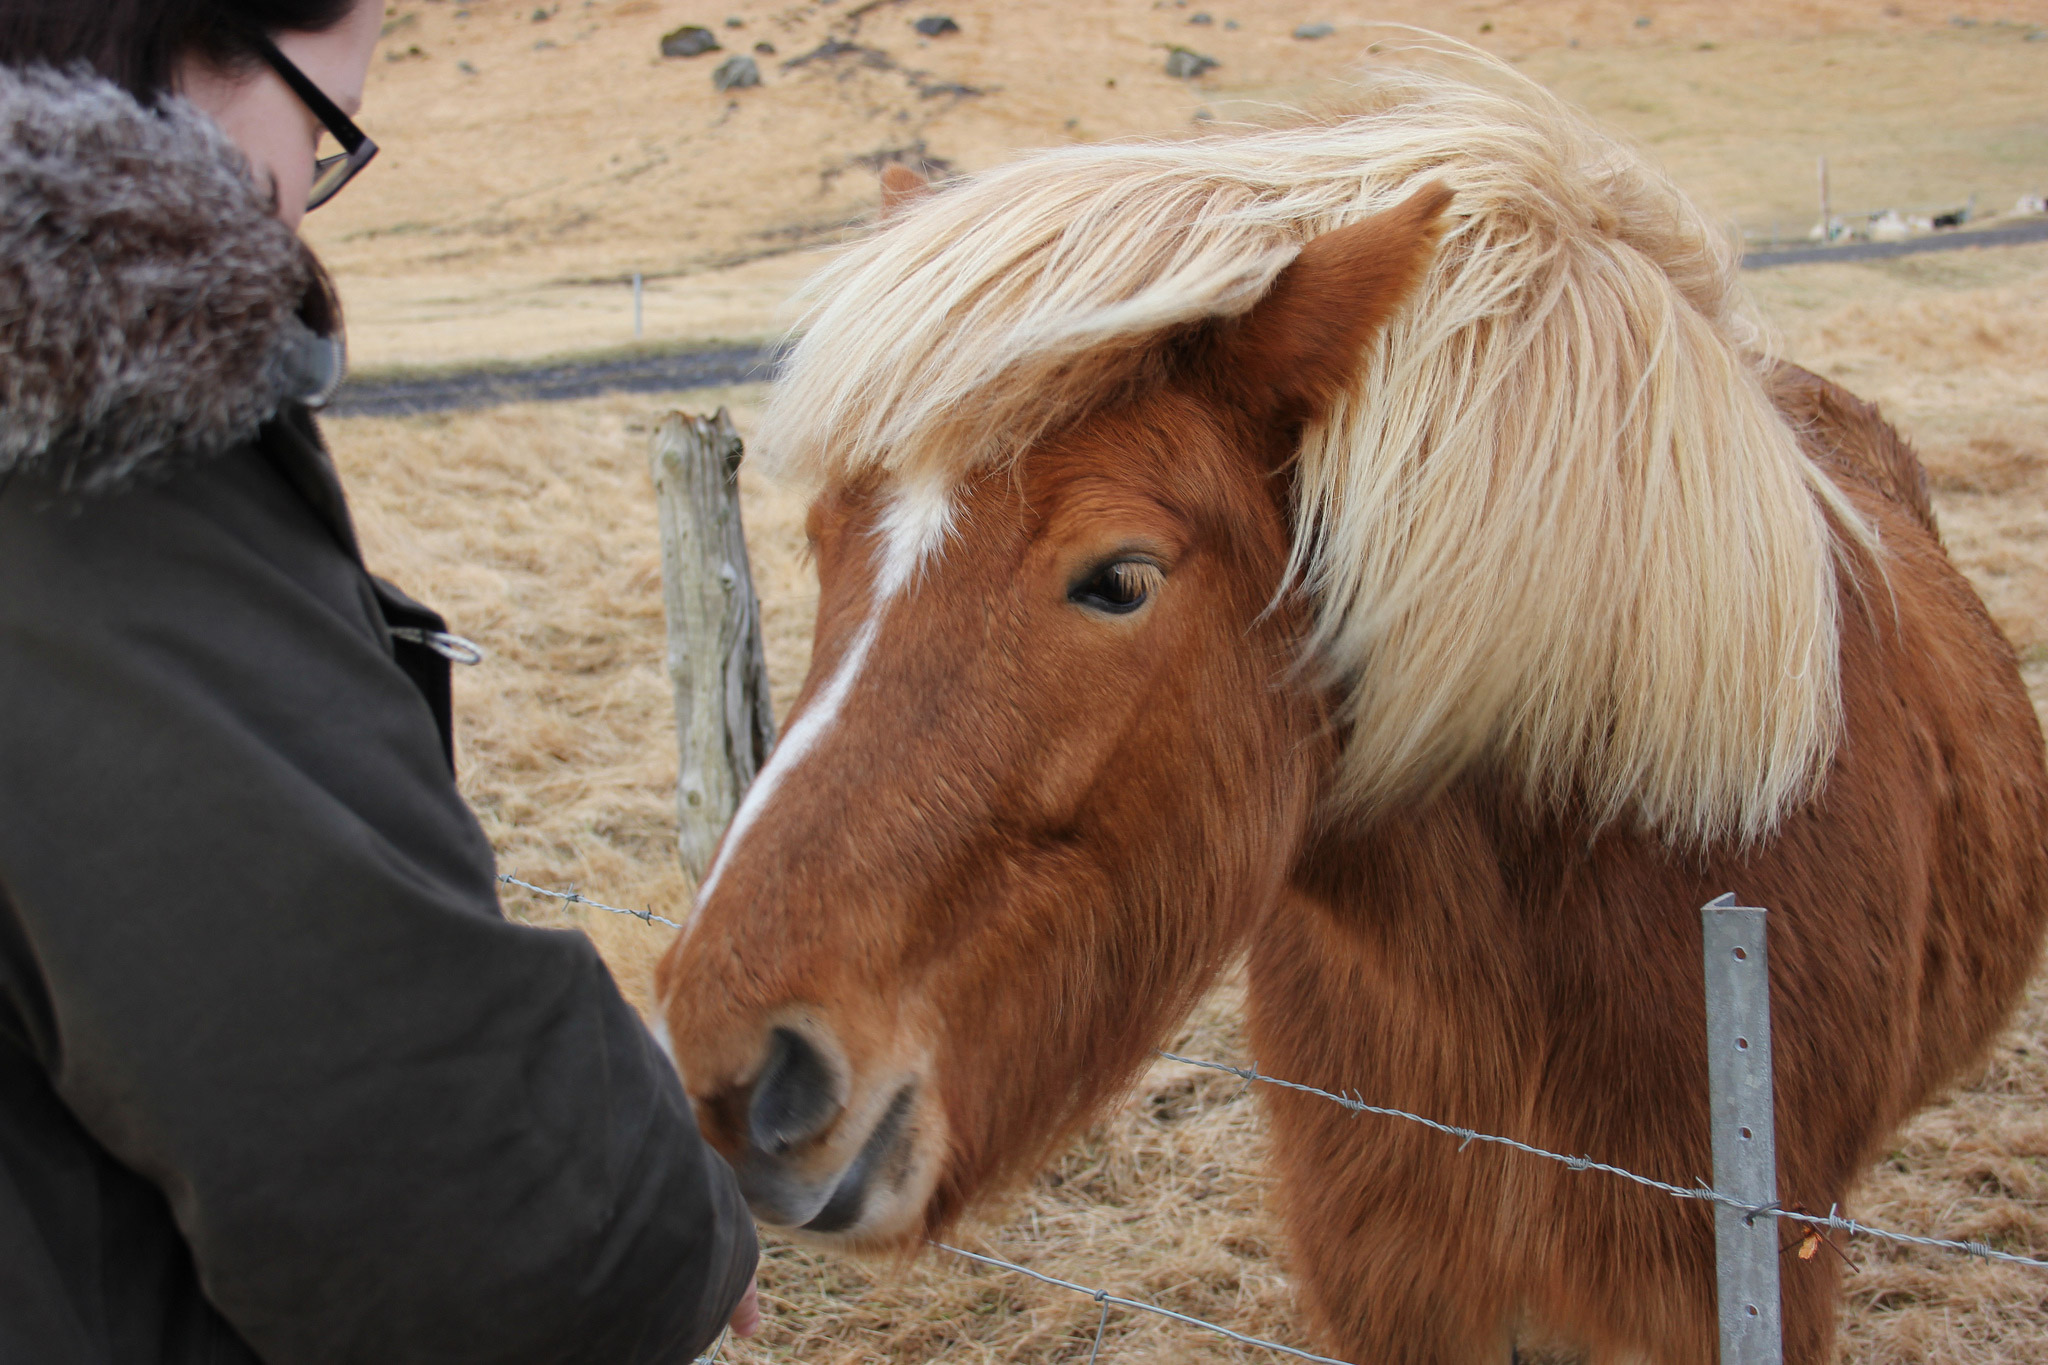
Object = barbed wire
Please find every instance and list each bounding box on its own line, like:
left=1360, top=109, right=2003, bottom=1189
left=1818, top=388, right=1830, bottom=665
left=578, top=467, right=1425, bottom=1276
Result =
left=1158, top=1052, right=2048, bottom=1271
left=932, top=1241, right=1356, bottom=1365
left=502, top=868, right=2048, bottom=1365
left=497, top=873, right=683, bottom=930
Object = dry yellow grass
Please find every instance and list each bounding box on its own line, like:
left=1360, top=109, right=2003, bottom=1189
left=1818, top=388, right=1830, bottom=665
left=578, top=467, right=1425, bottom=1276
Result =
left=319, top=240, right=2048, bottom=1362
left=1751, top=245, right=2048, bottom=687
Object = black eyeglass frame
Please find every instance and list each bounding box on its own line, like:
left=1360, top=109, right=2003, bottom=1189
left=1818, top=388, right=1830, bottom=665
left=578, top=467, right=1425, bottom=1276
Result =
left=246, top=31, right=377, bottom=211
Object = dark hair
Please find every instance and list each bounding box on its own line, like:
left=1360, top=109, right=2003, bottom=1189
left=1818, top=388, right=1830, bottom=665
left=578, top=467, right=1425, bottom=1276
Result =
left=0, top=0, right=359, bottom=103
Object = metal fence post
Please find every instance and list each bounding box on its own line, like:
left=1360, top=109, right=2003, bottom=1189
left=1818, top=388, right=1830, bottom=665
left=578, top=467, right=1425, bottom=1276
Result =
left=1701, top=894, right=1783, bottom=1365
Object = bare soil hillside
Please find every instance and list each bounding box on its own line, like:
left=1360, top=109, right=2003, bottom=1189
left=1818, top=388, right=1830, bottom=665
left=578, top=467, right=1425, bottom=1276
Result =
left=316, top=0, right=2048, bottom=368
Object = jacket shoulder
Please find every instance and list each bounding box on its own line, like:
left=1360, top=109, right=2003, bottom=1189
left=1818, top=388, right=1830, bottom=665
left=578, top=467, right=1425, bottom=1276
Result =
left=0, top=66, right=333, bottom=493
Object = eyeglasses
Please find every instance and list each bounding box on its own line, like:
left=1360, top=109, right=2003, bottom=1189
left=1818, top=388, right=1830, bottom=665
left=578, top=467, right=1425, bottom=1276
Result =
left=247, top=32, right=378, bottom=211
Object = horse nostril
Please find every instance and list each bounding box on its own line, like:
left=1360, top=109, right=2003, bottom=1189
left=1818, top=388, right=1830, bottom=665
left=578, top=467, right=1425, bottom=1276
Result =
left=748, top=1026, right=843, bottom=1155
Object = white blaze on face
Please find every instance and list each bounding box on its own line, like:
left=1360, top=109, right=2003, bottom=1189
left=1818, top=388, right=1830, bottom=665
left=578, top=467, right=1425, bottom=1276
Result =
left=687, top=475, right=955, bottom=924
left=648, top=1012, right=678, bottom=1065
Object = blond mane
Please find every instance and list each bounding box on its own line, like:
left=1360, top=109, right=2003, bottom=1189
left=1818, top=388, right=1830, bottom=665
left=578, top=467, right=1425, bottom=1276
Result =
left=759, top=47, right=1869, bottom=845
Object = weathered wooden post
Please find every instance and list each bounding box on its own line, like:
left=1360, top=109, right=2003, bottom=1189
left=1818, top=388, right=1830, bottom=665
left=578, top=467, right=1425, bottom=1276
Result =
left=650, top=408, right=775, bottom=880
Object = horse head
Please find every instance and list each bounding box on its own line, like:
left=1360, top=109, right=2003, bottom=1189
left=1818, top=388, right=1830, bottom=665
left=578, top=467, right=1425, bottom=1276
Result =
left=655, top=184, right=1452, bottom=1246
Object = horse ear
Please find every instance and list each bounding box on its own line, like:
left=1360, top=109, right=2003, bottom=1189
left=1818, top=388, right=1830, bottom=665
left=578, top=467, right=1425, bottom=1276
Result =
left=1192, top=181, right=1453, bottom=429
left=879, top=164, right=932, bottom=219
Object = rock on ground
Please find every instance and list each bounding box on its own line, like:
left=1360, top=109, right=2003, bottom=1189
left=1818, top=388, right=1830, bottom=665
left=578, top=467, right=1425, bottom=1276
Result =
left=712, top=54, right=760, bottom=90
left=660, top=25, right=721, bottom=58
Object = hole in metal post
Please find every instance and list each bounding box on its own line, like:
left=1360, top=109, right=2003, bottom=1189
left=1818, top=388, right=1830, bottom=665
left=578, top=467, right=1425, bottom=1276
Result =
left=1733, top=946, right=1748, bottom=960
left=1740, top=1127, right=1752, bottom=1139
left=1746, top=1305, right=1760, bottom=1317
left=1736, top=1037, right=1750, bottom=1050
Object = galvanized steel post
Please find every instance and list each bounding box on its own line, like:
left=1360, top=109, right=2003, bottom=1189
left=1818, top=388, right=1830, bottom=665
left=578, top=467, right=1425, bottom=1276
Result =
left=1701, top=894, right=1783, bottom=1365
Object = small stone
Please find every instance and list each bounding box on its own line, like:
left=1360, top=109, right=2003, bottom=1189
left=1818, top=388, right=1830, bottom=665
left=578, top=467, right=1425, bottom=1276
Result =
left=1189, top=11, right=1213, bottom=23
left=2028, top=28, right=2047, bottom=39
left=725, top=14, right=745, bottom=25
left=1478, top=20, right=1492, bottom=32
left=661, top=24, right=721, bottom=58
left=1224, top=18, right=1238, bottom=28
left=1633, top=14, right=1651, bottom=26
left=1949, top=14, right=1978, bottom=26
left=1293, top=22, right=1334, bottom=40
left=1193, top=106, right=1212, bottom=120
left=456, top=59, right=478, bottom=74
left=531, top=6, right=550, bottom=19
left=712, top=53, right=760, bottom=89
left=1164, top=46, right=1218, bottom=78
left=913, top=15, right=960, bottom=37
left=754, top=40, right=776, bottom=54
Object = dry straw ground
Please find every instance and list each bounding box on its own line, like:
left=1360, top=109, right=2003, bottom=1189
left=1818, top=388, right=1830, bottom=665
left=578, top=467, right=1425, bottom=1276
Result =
left=317, top=2, right=2048, bottom=1361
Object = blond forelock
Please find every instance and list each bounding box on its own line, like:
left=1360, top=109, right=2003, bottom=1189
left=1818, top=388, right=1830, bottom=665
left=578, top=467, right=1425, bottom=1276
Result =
left=760, top=45, right=1871, bottom=845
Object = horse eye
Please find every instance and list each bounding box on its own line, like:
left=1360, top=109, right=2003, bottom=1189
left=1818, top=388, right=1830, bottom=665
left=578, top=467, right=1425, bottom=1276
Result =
left=1069, top=559, right=1161, bottom=615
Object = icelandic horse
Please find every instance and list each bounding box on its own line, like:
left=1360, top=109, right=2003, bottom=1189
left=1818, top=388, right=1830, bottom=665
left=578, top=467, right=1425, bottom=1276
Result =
left=655, top=52, right=2048, bottom=1364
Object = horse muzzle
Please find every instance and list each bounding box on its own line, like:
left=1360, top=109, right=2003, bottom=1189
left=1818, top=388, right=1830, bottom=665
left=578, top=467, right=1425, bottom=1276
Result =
left=685, top=1018, right=939, bottom=1240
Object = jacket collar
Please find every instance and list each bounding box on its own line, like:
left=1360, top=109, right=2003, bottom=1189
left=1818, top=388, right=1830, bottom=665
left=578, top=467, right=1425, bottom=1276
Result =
left=257, top=407, right=363, bottom=562
left=0, top=65, right=341, bottom=494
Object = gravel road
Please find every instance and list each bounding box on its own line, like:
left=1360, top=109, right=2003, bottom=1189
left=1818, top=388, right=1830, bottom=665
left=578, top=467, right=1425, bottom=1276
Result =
left=326, top=220, right=2048, bottom=419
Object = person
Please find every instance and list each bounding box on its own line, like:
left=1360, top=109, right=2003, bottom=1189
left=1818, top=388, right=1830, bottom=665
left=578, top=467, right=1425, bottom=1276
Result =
left=0, top=3, right=761, bottom=1362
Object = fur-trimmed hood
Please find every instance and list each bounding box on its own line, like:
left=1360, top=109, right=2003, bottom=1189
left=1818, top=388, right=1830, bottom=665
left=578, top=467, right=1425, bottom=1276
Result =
left=0, top=65, right=341, bottom=492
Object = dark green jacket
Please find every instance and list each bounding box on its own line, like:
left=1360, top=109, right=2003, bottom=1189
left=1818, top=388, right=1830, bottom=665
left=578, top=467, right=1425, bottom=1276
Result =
left=0, top=65, right=756, bottom=1365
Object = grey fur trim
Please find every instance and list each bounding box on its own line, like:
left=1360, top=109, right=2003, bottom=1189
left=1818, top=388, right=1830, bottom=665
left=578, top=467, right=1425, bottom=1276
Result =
left=0, top=65, right=327, bottom=491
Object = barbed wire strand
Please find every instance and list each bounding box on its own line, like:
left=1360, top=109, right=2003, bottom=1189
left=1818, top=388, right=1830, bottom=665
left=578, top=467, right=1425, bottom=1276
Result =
left=498, top=874, right=683, bottom=930
left=499, top=873, right=2048, bottom=1277
left=932, top=1241, right=1356, bottom=1365
left=1158, top=1052, right=2048, bottom=1271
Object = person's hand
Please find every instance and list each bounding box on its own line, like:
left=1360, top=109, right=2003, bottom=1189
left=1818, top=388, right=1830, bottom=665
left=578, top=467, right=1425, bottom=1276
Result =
left=728, top=1277, right=761, bottom=1338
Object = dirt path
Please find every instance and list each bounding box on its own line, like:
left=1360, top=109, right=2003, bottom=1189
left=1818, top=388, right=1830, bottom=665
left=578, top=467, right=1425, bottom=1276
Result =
left=329, top=343, right=780, bottom=417
left=329, top=222, right=2048, bottom=417
left=1746, top=216, right=2048, bottom=268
